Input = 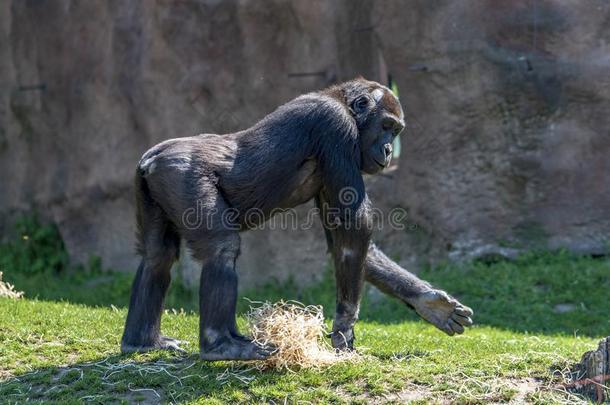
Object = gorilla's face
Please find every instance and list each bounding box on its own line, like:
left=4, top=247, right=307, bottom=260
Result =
left=346, top=81, right=405, bottom=175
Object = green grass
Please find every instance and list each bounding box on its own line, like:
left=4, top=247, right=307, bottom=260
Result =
left=1, top=251, right=609, bottom=403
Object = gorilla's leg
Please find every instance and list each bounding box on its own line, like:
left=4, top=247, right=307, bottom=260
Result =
left=190, top=233, right=274, bottom=361
left=364, top=244, right=473, bottom=335
left=121, top=208, right=181, bottom=353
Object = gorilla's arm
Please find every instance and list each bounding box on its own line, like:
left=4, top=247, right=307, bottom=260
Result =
left=315, top=184, right=371, bottom=350
left=364, top=244, right=474, bottom=335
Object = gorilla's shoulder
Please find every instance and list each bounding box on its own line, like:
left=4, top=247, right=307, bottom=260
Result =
left=290, top=93, right=348, bottom=115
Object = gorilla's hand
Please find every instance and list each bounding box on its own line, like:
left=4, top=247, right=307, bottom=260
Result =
left=411, top=290, right=473, bottom=336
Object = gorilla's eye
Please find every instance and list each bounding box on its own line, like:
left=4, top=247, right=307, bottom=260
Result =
left=352, top=96, right=369, bottom=114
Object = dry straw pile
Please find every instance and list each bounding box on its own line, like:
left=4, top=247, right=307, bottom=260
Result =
left=0, top=272, right=23, bottom=299
left=246, top=300, right=362, bottom=370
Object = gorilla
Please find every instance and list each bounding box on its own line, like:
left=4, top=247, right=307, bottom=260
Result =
left=121, top=78, right=473, bottom=360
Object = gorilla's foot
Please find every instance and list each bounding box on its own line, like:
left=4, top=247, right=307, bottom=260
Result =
left=412, top=290, right=473, bottom=336
left=121, top=335, right=186, bottom=354
left=200, top=335, right=276, bottom=361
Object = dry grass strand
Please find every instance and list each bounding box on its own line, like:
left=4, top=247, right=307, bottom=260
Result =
left=0, top=272, right=23, bottom=299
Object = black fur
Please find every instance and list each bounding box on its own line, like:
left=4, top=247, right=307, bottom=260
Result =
left=121, top=78, right=473, bottom=360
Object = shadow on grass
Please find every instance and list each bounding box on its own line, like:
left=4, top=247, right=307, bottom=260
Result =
left=0, top=352, right=294, bottom=403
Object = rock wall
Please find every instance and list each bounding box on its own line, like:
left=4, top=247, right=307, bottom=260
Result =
left=0, top=0, right=608, bottom=286
left=373, top=0, right=610, bottom=258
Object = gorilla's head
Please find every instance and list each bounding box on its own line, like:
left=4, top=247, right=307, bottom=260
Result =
left=342, top=78, right=405, bottom=174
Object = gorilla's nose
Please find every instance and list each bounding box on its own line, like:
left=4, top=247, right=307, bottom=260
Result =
left=384, top=143, right=393, bottom=157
